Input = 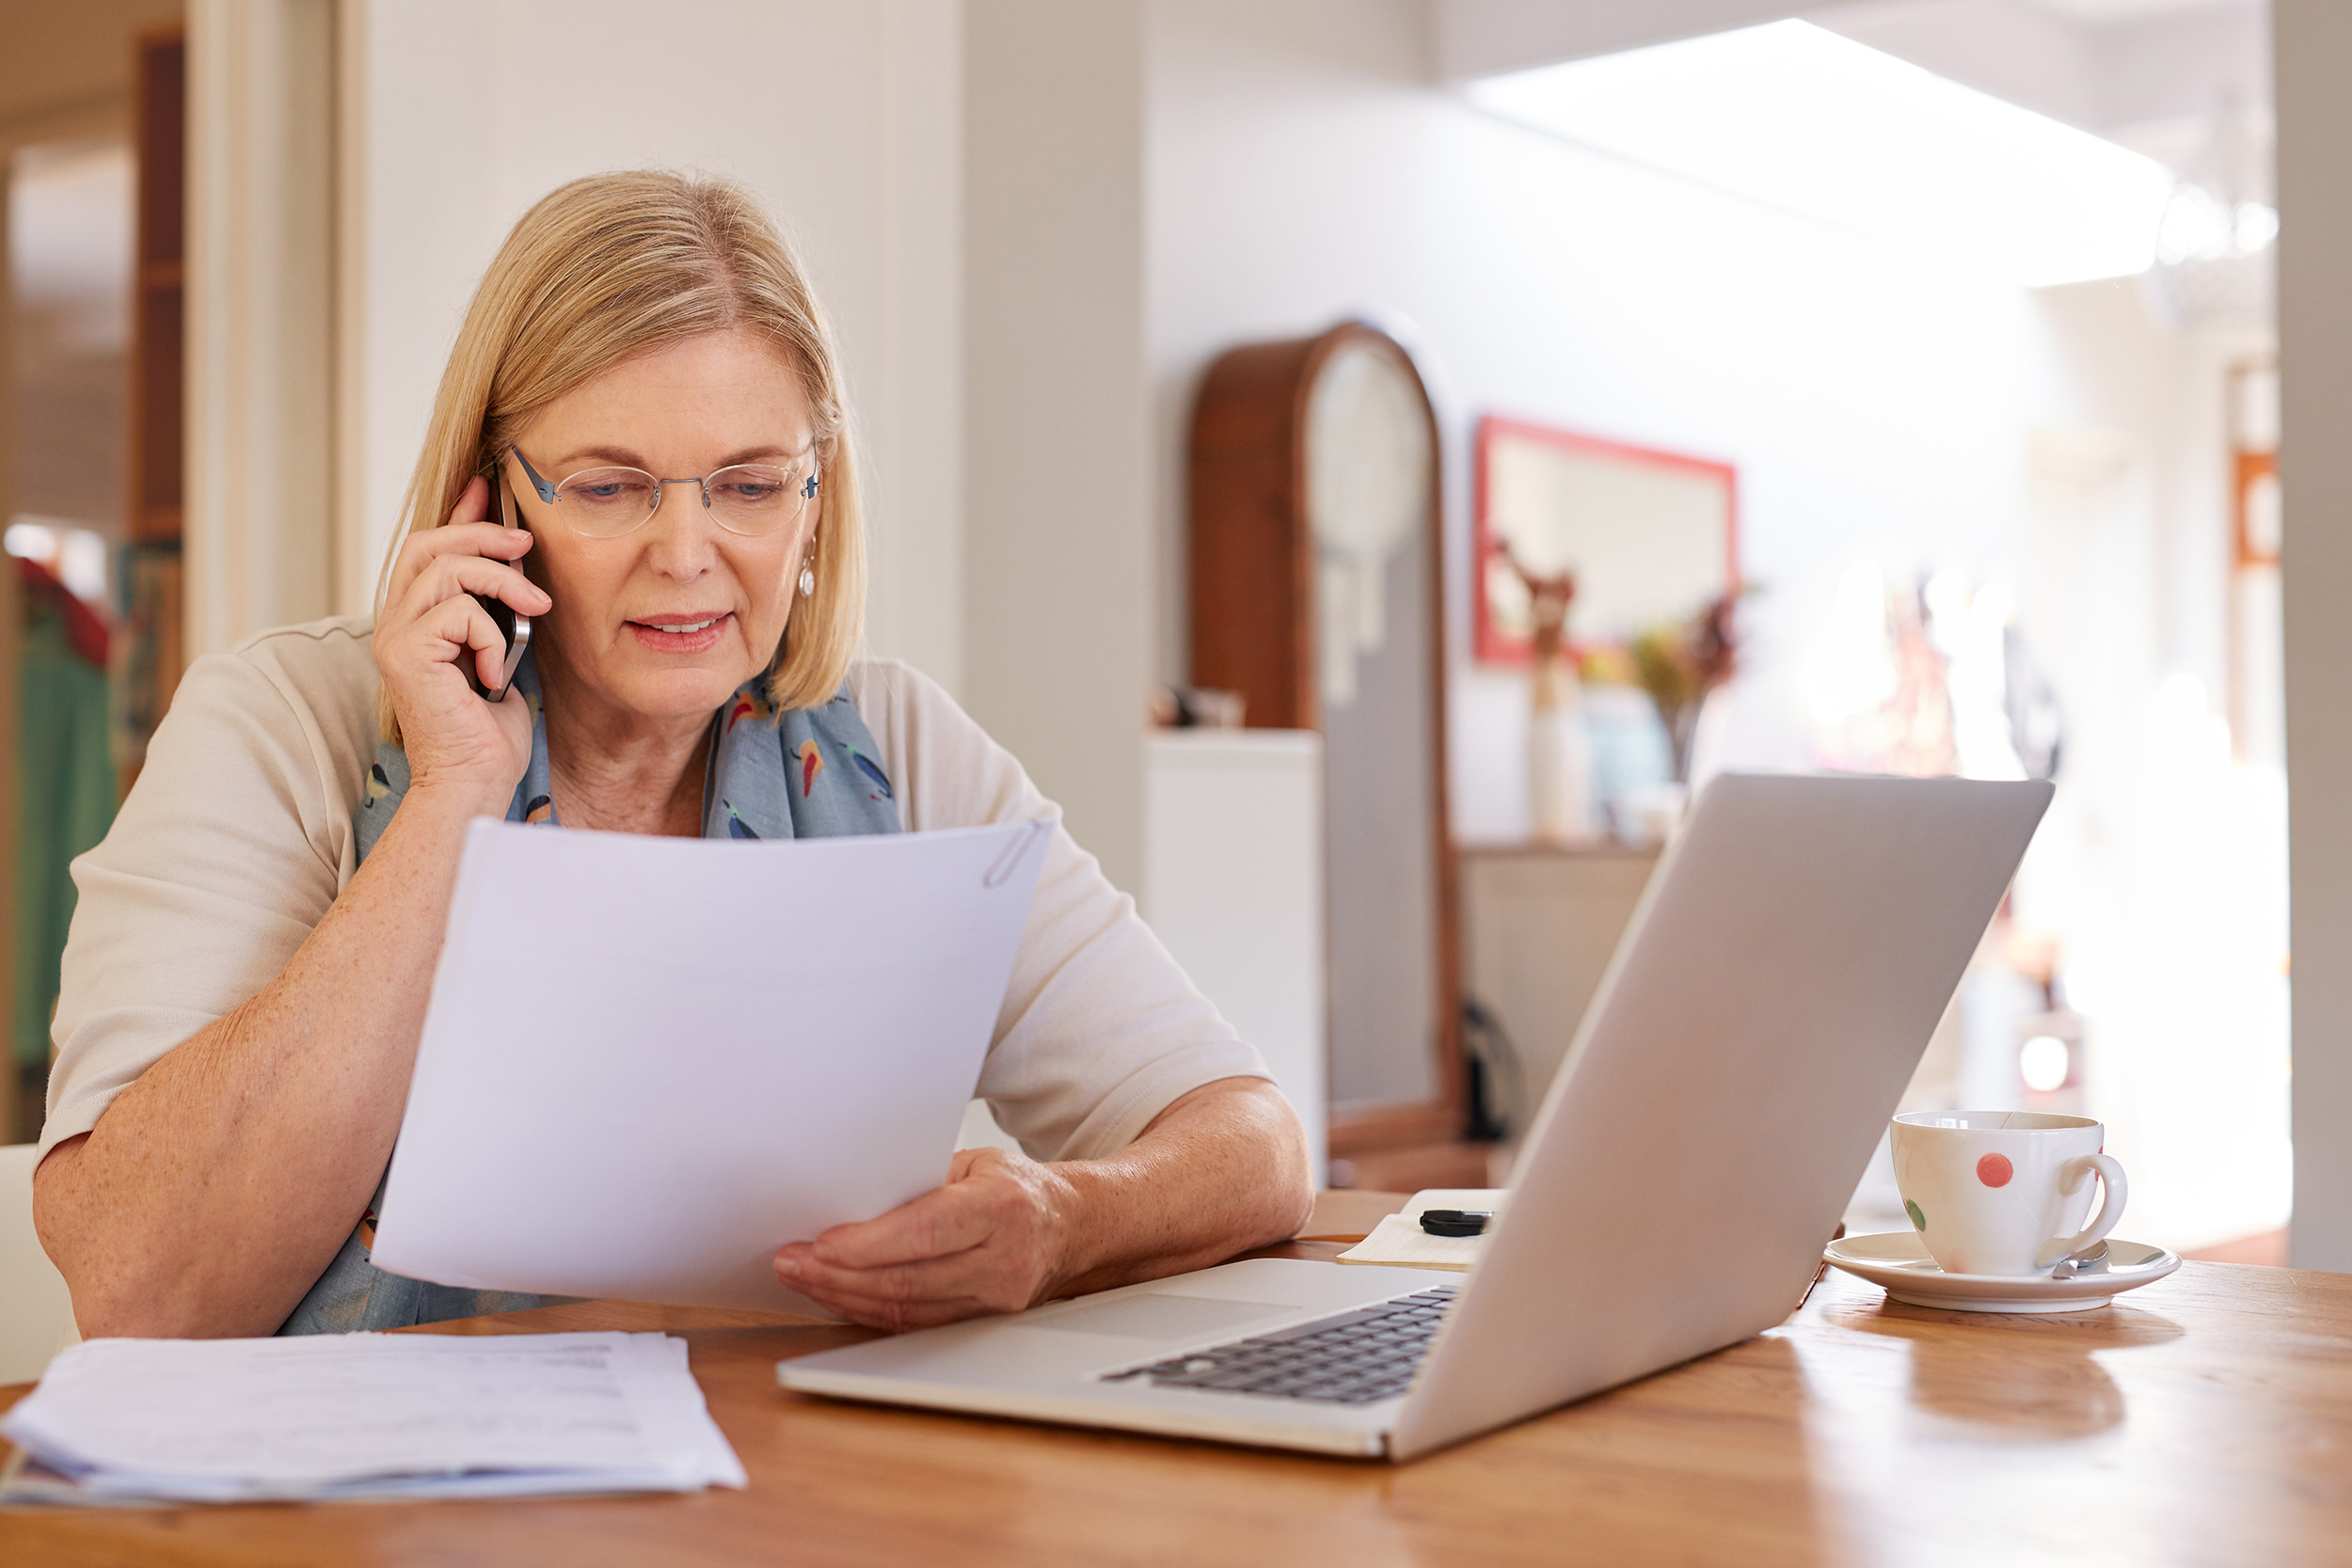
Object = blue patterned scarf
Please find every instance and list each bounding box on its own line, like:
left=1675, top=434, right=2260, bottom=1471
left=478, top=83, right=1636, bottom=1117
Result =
left=280, top=650, right=902, bottom=1335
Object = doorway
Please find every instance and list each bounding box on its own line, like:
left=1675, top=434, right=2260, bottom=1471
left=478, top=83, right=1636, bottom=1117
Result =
left=3, top=4, right=185, bottom=1144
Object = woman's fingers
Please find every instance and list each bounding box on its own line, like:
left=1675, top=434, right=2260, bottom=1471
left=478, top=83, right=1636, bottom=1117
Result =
left=805, top=1181, right=999, bottom=1272
left=368, top=484, right=545, bottom=807
left=774, top=1149, right=1073, bottom=1329
left=383, top=511, right=534, bottom=608
left=383, top=477, right=490, bottom=602
left=779, top=1236, right=1009, bottom=1307
left=439, top=589, right=515, bottom=691
left=387, top=525, right=540, bottom=610
left=775, top=1247, right=1009, bottom=1331
left=390, top=551, right=550, bottom=634
left=393, top=586, right=508, bottom=691
left=389, top=571, right=534, bottom=694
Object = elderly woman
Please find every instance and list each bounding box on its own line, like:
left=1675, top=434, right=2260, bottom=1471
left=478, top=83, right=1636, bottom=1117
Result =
left=33, top=172, right=1311, bottom=1338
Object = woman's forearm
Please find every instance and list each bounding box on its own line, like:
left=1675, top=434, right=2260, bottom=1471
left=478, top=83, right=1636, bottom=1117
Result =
left=1049, top=1077, right=1315, bottom=1298
left=34, top=784, right=488, bottom=1338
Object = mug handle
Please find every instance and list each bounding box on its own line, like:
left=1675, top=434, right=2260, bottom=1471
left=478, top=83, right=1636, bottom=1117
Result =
left=2044, top=1153, right=2128, bottom=1263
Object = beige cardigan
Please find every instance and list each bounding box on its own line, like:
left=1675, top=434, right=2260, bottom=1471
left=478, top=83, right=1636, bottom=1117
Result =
left=42, top=618, right=1266, bottom=1164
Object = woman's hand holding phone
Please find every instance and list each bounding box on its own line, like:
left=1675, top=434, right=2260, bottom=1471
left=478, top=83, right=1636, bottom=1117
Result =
left=372, top=475, right=552, bottom=816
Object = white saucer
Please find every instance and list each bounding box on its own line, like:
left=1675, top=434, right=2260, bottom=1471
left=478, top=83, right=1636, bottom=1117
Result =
left=1823, top=1230, right=2181, bottom=1313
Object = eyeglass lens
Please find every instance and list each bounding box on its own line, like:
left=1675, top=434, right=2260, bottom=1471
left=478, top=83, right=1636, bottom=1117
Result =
left=551, top=462, right=815, bottom=538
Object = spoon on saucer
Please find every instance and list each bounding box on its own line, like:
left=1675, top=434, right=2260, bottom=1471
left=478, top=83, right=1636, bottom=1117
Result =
left=2050, top=1241, right=2110, bottom=1279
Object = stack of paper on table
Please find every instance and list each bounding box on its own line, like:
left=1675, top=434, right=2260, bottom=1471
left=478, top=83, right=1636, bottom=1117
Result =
left=1336, top=1188, right=1509, bottom=1272
left=0, top=1332, right=744, bottom=1506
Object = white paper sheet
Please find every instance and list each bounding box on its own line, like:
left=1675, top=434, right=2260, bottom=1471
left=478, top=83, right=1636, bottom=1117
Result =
left=370, top=816, right=1051, bottom=1314
left=0, top=1331, right=743, bottom=1503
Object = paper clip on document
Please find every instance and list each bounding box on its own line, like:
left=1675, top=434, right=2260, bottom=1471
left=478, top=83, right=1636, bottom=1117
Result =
left=984, top=817, right=1054, bottom=888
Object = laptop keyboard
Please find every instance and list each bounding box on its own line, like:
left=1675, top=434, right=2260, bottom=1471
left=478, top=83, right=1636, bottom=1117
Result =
left=1101, top=1285, right=1456, bottom=1405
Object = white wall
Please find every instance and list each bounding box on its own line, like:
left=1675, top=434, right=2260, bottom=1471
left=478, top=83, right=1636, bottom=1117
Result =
left=346, top=0, right=964, bottom=690
left=961, top=0, right=1152, bottom=895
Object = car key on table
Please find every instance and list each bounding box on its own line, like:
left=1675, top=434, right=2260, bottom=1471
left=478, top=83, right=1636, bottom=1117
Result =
left=1419, top=1210, right=1493, bottom=1237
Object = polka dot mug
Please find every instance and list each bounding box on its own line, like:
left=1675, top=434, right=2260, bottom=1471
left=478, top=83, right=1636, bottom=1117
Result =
left=1889, top=1111, right=2127, bottom=1277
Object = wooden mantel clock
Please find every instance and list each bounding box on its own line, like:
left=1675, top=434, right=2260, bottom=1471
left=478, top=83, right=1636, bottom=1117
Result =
left=1188, top=320, right=1470, bottom=1179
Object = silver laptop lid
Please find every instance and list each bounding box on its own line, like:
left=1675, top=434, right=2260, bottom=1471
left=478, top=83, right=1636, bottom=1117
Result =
left=1392, top=773, right=2051, bottom=1459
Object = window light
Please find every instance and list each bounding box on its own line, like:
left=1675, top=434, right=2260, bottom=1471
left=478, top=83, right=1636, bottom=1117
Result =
left=2020, top=1035, right=2071, bottom=1093
left=1466, top=20, right=2172, bottom=288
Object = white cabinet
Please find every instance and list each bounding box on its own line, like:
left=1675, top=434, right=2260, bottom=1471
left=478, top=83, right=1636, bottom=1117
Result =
left=958, top=731, right=1328, bottom=1180
left=1141, top=731, right=1327, bottom=1183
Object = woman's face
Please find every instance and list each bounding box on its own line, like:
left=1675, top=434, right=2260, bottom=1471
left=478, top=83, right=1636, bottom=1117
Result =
left=503, top=328, right=816, bottom=724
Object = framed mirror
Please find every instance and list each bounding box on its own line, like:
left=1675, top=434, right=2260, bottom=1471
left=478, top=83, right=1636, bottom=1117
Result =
left=1474, top=417, right=1739, bottom=664
left=1187, top=321, right=1464, bottom=1170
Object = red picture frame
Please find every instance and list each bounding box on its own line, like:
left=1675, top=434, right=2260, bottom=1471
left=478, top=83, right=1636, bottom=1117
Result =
left=1472, top=415, right=1740, bottom=666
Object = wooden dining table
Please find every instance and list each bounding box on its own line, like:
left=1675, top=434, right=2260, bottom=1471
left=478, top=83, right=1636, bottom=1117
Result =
left=5, top=1191, right=2350, bottom=1567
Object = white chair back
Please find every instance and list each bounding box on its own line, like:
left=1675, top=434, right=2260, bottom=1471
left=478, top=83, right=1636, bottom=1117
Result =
left=0, top=1143, right=79, bottom=1384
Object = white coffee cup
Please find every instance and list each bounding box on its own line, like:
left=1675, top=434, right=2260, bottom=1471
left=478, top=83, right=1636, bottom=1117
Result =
left=1890, top=1111, right=2127, bottom=1277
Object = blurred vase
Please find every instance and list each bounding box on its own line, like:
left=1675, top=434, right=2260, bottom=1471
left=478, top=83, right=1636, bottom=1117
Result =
left=1530, top=660, right=1593, bottom=846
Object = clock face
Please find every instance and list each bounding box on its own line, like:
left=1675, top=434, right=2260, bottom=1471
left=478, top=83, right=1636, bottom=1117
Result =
left=1305, top=340, right=1433, bottom=709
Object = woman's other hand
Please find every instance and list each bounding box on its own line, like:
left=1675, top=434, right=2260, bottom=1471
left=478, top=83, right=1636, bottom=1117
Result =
left=774, top=1146, right=1078, bottom=1330
left=772, top=1078, right=1314, bottom=1332
left=372, top=475, right=552, bottom=815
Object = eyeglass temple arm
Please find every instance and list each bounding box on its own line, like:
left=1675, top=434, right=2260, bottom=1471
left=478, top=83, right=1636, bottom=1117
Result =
left=510, top=447, right=560, bottom=505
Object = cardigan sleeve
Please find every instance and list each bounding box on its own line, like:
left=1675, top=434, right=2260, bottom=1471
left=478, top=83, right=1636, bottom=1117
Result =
left=40, top=622, right=373, bottom=1161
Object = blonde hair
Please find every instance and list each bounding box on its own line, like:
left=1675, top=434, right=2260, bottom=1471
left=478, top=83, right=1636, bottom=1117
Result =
left=374, top=169, right=865, bottom=743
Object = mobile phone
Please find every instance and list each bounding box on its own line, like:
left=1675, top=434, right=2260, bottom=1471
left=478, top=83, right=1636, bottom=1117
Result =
left=466, top=469, right=533, bottom=702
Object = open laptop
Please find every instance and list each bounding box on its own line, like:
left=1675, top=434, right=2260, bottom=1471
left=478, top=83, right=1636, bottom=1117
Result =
left=778, top=772, right=2052, bottom=1460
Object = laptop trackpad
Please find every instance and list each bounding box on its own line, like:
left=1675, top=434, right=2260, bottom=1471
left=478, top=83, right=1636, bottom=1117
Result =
left=1032, top=1293, right=1297, bottom=1339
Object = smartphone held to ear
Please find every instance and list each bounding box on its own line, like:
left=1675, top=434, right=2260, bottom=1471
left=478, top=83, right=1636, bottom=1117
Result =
left=467, top=594, right=532, bottom=702
left=467, top=468, right=533, bottom=703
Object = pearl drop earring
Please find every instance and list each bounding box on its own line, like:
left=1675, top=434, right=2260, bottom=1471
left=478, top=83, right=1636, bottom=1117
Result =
left=799, top=559, right=816, bottom=597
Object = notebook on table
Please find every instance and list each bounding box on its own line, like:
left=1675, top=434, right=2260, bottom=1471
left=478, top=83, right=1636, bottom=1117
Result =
left=1336, top=1188, right=1508, bottom=1272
